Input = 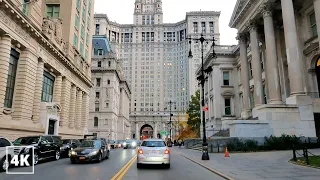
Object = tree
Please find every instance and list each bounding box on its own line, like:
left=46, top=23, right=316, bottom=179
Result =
left=186, top=90, right=201, bottom=135
left=177, top=125, right=199, bottom=139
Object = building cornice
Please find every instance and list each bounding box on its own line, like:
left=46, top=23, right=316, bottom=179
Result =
left=1, top=0, right=93, bottom=87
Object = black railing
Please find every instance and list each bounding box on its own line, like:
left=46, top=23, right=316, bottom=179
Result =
left=292, top=139, right=320, bottom=165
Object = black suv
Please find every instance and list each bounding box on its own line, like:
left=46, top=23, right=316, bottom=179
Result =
left=13, top=135, right=62, bottom=165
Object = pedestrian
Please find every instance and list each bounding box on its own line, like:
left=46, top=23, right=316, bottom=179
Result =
left=178, top=139, right=182, bottom=148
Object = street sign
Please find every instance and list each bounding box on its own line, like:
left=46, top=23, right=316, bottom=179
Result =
left=160, top=131, right=167, bottom=135
left=203, top=106, right=208, bottom=111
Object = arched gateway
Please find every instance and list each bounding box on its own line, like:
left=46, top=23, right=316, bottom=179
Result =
left=140, top=124, right=153, bottom=139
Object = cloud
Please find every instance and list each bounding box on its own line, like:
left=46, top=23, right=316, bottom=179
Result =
left=94, top=0, right=238, bottom=45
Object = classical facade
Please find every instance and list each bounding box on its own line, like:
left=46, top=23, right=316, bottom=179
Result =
left=0, top=0, right=94, bottom=140
left=199, top=0, right=320, bottom=138
left=94, top=0, right=219, bottom=139
left=88, top=35, right=131, bottom=140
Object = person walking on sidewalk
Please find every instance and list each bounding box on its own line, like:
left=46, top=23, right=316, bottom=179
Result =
left=178, top=139, right=182, bottom=148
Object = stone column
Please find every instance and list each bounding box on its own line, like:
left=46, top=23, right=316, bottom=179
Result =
left=53, top=75, right=62, bottom=104
left=153, top=122, right=157, bottom=138
left=237, top=33, right=251, bottom=118
left=60, top=77, right=71, bottom=127
left=13, top=49, right=38, bottom=121
left=280, top=0, right=305, bottom=96
left=32, top=60, right=44, bottom=123
left=75, top=89, right=82, bottom=130
left=314, top=0, right=320, bottom=47
left=68, top=85, right=76, bottom=128
left=81, top=93, right=88, bottom=129
left=249, top=23, right=264, bottom=106
left=262, top=7, right=282, bottom=104
left=0, top=34, right=11, bottom=114
left=135, top=122, right=139, bottom=139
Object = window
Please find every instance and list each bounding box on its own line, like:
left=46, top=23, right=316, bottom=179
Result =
left=41, top=71, right=55, bottom=102
left=193, top=22, right=198, bottom=33
left=97, top=49, right=103, bottom=55
left=75, top=14, right=79, bottom=30
left=96, top=92, right=100, bottom=98
left=263, top=85, right=267, bottom=104
left=108, top=61, right=111, bottom=67
left=260, top=51, right=264, bottom=70
left=81, top=24, right=85, bottom=39
left=94, top=117, right=98, bottom=127
left=95, top=103, right=99, bottom=111
left=4, top=49, right=19, bottom=108
left=201, top=22, right=206, bottom=33
left=106, top=103, right=109, bottom=108
left=107, top=80, right=110, bottom=84
left=250, top=91, right=255, bottom=108
left=98, top=61, right=101, bottom=67
left=46, top=4, right=60, bottom=18
left=310, top=12, right=318, bottom=37
left=249, top=61, right=253, bottom=78
left=96, top=78, right=101, bottom=87
left=22, top=0, right=28, bottom=15
left=82, top=6, right=86, bottom=21
left=86, top=33, right=89, bottom=45
left=95, top=24, right=100, bottom=35
left=223, top=72, right=230, bottom=86
left=76, top=0, right=81, bottom=10
left=73, top=33, right=78, bottom=46
left=209, top=22, right=214, bottom=33
left=224, top=98, right=231, bottom=115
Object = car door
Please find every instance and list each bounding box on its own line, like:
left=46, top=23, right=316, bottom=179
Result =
left=38, top=137, right=51, bottom=158
left=43, top=136, right=55, bottom=157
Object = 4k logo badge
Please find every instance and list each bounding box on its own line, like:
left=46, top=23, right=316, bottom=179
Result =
left=6, top=146, right=34, bottom=174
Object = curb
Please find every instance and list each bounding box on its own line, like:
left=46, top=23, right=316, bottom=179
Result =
left=179, top=153, right=235, bottom=180
left=289, top=160, right=320, bottom=170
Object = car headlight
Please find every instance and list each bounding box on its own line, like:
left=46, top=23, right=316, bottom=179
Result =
left=123, top=142, right=127, bottom=146
left=132, top=142, right=137, bottom=146
left=70, top=151, right=76, bottom=155
left=89, top=151, right=98, bottom=155
left=24, top=147, right=30, bottom=153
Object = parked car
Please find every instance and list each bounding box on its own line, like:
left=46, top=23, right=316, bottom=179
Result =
left=123, top=139, right=137, bottom=149
left=69, top=139, right=109, bottom=163
left=61, top=139, right=81, bottom=157
left=12, top=135, right=62, bottom=165
left=0, top=137, right=14, bottom=172
left=137, top=138, right=170, bottom=169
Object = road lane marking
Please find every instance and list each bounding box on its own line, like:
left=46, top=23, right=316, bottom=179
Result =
left=179, top=153, right=235, bottom=180
left=116, top=156, right=136, bottom=180
left=110, top=155, right=136, bottom=180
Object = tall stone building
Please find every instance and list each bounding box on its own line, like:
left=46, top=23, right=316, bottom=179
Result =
left=0, top=0, right=94, bottom=140
left=88, top=35, right=131, bottom=140
left=199, top=0, right=320, bottom=138
left=94, top=0, right=219, bottom=139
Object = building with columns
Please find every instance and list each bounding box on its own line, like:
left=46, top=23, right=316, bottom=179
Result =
left=88, top=35, right=131, bottom=140
left=199, top=0, right=320, bottom=138
left=0, top=0, right=94, bottom=140
left=94, top=0, right=219, bottom=139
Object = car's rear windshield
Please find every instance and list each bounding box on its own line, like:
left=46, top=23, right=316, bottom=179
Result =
left=141, top=141, right=166, bottom=147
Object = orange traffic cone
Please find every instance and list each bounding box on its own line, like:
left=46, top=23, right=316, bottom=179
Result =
left=224, top=147, right=230, bottom=157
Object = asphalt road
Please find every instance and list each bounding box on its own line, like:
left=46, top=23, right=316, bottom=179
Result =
left=0, top=147, right=225, bottom=180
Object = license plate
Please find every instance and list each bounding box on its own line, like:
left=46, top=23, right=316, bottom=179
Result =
left=149, top=150, right=158, bottom=154
left=79, top=157, right=85, bottom=160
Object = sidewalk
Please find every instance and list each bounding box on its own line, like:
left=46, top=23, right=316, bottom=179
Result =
left=175, top=147, right=320, bottom=180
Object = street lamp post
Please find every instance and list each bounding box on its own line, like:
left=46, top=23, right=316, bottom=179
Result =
left=167, top=100, right=175, bottom=146
left=187, top=34, right=215, bottom=160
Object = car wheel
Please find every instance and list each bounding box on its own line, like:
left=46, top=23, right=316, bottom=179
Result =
left=33, top=152, right=39, bottom=165
left=98, top=153, right=102, bottom=162
left=55, top=150, right=60, bottom=160
left=0, top=156, right=9, bottom=172
left=137, top=163, right=142, bottom=169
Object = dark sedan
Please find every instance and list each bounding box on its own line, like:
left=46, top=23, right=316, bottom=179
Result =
left=123, top=139, right=137, bottom=149
left=69, top=140, right=109, bottom=163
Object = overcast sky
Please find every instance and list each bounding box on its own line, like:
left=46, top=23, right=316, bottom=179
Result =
left=94, top=0, right=238, bottom=45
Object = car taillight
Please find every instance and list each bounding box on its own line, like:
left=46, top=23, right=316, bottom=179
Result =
left=138, top=149, right=143, bottom=154
left=164, top=149, right=170, bottom=154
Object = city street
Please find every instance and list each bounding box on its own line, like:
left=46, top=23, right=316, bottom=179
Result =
left=0, top=148, right=225, bottom=180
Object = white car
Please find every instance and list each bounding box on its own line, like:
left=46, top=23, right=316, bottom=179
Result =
left=0, top=137, right=14, bottom=172
left=136, top=139, right=170, bottom=169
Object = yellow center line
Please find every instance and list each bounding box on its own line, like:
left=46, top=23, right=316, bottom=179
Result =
left=116, top=156, right=137, bottom=180
left=110, top=155, right=136, bottom=180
